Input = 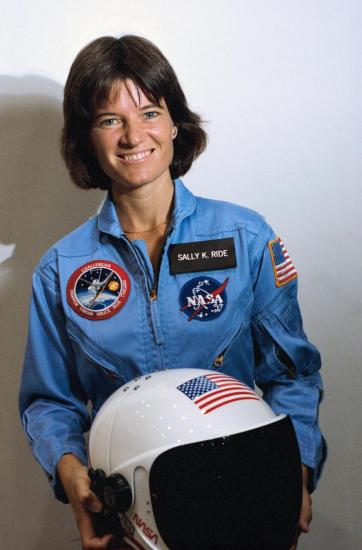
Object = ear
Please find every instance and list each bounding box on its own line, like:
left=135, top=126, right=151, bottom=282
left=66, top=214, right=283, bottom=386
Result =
left=172, top=125, right=178, bottom=139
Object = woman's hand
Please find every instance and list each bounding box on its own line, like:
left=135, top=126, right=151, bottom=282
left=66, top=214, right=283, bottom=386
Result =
left=57, top=454, right=119, bottom=550
left=290, top=465, right=312, bottom=549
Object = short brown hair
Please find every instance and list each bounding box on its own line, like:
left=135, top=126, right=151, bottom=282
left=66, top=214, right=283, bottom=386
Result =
left=61, top=35, right=207, bottom=190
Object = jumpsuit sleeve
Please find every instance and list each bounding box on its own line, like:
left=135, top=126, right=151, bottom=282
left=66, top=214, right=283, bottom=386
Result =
left=250, top=221, right=327, bottom=492
left=19, top=265, right=91, bottom=502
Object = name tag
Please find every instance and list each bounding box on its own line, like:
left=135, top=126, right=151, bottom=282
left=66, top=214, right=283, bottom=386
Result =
left=169, top=238, right=237, bottom=274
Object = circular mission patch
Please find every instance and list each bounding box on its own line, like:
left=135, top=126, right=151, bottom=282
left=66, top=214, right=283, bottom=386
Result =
left=66, top=260, right=131, bottom=320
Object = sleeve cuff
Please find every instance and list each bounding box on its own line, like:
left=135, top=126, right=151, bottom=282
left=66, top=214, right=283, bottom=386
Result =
left=300, top=433, right=328, bottom=493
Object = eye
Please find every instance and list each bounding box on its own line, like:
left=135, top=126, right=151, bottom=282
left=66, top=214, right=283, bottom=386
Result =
left=144, top=111, right=159, bottom=120
left=99, top=118, right=121, bottom=128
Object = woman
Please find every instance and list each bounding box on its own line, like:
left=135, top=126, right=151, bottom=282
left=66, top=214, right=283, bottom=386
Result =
left=19, top=35, right=325, bottom=549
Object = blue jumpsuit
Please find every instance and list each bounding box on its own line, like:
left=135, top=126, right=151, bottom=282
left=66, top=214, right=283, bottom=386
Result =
left=19, top=179, right=326, bottom=501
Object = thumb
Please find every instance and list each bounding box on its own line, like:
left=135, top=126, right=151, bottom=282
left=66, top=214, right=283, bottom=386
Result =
left=82, top=489, right=103, bottom=513
left=299, top=515, right=310, bottom=533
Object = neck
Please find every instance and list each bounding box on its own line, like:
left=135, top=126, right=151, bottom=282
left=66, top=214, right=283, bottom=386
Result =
left=112, top=176, right=174, bottom=233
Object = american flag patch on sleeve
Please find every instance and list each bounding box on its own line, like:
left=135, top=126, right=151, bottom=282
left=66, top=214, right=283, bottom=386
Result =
left=268, top=237, right=298, bottom=287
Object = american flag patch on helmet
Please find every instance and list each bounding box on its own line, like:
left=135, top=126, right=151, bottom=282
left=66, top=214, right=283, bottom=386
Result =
left=268, top=237, right=298, bottom=287
left=177, top=373, right=260, bottom=415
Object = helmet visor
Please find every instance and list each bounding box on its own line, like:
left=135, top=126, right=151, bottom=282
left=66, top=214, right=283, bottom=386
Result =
left=149, top=415, right=302, bottom=550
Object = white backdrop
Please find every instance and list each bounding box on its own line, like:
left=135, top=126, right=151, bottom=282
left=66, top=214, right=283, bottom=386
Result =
left=1, top=1, right=361, bottom=548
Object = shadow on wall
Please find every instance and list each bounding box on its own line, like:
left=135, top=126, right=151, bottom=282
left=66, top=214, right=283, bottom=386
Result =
left=0, top=76, right=104, bottom=550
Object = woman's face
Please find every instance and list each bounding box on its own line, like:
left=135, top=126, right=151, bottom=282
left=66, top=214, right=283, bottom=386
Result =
left=90, top=79, right=177, bottom=192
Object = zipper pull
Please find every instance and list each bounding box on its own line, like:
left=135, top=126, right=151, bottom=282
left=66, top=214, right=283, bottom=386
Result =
left=214, top=353, right=224, bottom=368
left=150, top=289, right=157, bottom=301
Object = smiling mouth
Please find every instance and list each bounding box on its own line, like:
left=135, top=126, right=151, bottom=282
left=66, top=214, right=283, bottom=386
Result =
left=118, top=149, right=154, bottom=161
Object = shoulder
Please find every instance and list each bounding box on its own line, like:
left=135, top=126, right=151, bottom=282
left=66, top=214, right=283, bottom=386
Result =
left=194, top=195, right=267, bottom=237
left=35, top=216, right=99, bottom=280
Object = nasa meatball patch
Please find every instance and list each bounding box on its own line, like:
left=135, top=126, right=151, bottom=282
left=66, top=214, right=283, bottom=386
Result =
left=179, top=276, right=228, bottom=321
left=67, top=260, right=130, bottom=320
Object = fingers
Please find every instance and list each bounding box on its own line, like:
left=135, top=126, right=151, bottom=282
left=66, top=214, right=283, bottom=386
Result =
left=81, top=488, right=103, bottom=514
left=82, top=533, right=115, bottom=550
left=57, top=457, right=115, bottom=549
left=299, top=464, right=312, bottom=533
left=298, top=485, right=312, bottom=533
left=72, top=472, right=103, bottom=514
left=290, top=482, right=312, bottom=549
left=289, top=527, right=301, bottom=549
left=71, top=474, right=111, bottom=548
left=77, top=505, right=115, bottom=550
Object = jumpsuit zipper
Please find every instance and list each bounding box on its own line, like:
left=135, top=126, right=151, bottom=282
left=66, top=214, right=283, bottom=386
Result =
left=149, top=228, right=173, bottom=370
left=121, top=229, right=173, bottom=369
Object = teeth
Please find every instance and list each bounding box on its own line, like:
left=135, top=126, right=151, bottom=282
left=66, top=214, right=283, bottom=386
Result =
left=122, top=150, right=152, bottom=161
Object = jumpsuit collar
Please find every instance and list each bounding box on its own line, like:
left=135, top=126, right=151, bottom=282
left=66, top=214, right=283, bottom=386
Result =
left=97, top=178, right=196, bottom=238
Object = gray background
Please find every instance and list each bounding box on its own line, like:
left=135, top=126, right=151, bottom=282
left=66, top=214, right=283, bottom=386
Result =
left=1, top=1, right=361, bottom=548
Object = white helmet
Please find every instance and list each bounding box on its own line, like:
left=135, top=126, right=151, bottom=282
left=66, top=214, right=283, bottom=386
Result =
left=88, top=369, right=302, bottom=550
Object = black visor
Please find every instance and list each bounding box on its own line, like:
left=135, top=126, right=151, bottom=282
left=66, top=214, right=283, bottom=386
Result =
left=149, top=416, right=302, bottom=550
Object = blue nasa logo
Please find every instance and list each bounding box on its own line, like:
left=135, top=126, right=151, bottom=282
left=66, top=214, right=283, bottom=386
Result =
left=179, top=276, right=229, bottom=322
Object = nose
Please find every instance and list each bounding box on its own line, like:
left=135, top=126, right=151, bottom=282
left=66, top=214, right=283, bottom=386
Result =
left=118, top=119, right=145, bottom=148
